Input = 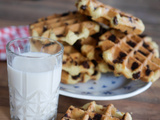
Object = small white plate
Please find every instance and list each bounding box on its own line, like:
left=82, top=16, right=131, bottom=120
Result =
left=59, top=73, right=152, bottom=100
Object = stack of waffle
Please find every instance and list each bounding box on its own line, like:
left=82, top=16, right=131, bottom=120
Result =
left=29, top=0, right=160, bottom=84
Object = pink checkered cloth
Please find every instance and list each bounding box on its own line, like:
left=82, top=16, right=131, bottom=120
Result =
left=0, top=26, right=29, bottom=60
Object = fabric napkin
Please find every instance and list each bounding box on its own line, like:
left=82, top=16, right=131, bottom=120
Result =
left=0, top=26, right=29, bottom=60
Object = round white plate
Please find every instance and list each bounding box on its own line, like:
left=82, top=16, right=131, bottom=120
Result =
left=59, top=73, right=152, bottom=100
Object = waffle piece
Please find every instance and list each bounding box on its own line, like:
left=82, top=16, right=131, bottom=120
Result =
left=62, top=45, right=95, bottom=76
left=76, top=0, right=145, bottom=34
left=30, top=12, right=88, bottom=33
left=98, top=30, right=160, bottom=82
left=30, top=11, right=100, bottom=45
left=61, top=70, right=101, bottom=84
left=74, top=37, right=113, bottom=73
left=61, top=101, right=132, bottom=120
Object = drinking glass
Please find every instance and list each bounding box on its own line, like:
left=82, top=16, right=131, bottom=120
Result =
left=6, top=37, right=64, bottom=120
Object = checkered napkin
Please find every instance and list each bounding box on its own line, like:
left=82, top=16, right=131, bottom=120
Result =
left=0, top=26, right=29, bottom=60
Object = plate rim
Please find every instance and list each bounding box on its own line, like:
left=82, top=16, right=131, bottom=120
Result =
left=59, top=82, right=152, bottom=100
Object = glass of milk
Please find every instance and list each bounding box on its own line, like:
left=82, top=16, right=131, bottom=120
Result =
left=6, top=37, right=64, bottom=120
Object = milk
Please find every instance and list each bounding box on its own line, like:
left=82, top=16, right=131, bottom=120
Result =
left=7, top=52, right=62, bottom=120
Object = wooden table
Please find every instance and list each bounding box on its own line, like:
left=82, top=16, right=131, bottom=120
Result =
left=0, top=0, right=160, bottom=119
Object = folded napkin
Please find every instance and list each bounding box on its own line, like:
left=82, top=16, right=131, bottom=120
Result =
left=0, top=26, right=29, bottom=60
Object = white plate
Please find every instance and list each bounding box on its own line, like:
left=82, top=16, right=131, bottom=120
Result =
left=59, top=73, right=152, bottom=100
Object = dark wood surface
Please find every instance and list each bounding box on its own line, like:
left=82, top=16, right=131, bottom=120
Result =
left=0, top=0, right=160, bottom=119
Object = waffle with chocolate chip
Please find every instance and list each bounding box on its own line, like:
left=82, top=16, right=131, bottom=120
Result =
left=61, top=101, right=132, bottom=120
left=74, top=36, right=113, bottom=73
left=98, top=29, right=160, bottom=82
left=30, top=11, right=100, bottom=45
left=63, top=45, right=96, bottom=76
left=61, top=70, right=101, bottom=84
left=76, top=0, right=145, bottom=34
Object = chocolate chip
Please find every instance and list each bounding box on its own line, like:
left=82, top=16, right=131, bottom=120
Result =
left=63, top=61, right=66, bottom=64
left=92, top=71, right=98, bottom=76
left=73, top=40, right=82, bottom=51
left=61, top=12, right=69, bottom=16
left=95, top=47, right=101, bottom=51
left=120, top=52, right=127, bottom=58
left=129, top=17, right=133, bottom=23
left=127, top=41, right=136, bottom=47
left=75, top=32, right=79, bottom=34
left=93, top=114, right=102, bottom=120
left=44, top=17, right=48, bottom=20
left=82, top=61, right=90, bottom=68
left=70, top=59, right=73, bottom=63
left=108, top=64, right=114, bottom=70
left=72, top=73, right=81, bottom=79
left=80, top=5, right=87, bottom=10
left=138, top=50, right=147, bottom=56
left=149, top=49, right=153, bottom=52
left=124, top=30, right=128, bottom=35
left=99, top=53, right=103, bottom=58
left=133, top=27, right=136, bottom=30
left=91, top=60, right=98, bottom=67
left=143, top=42, right=149, bottom=48
left=65, top=23, right=69, bottom=25
left=131, top=62, right=139, bottom=70
left=113, top=52, right=126, bottom=63
left=108, top=35, right=116, bottom=42
left=56, top=34, right=64, bottom=37
left=134, top=51, right=137, bottom=54
left=136, top=57, right=139, bottom=60
left=113, top=59, right=118, bottom=63
left=43, top=26, right=47, bottom=32
left=43, top=42, right=55, bottom=48
left=138, top=34, right=147, bottom=38
left=113, top=17, right=118, bottom=25
left=146, top=65, right=152, bottom=76
left=75, top=61, right=78, bottom=66
left=94, top=7, right=97, bottom=10
left=129, top=49, right=132, bottom=52
left=88, top=117, right=92, bottom=120
left=64, top=113, right=68, bottom=117
left=132, top=71, right=141, bottom=79
left=69, top=108, right=73, bottom=110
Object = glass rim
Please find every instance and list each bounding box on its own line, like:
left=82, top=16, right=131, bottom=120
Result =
left=6, top=36, right=64, bottom=59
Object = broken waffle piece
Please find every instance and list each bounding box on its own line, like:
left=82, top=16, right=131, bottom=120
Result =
left=74, top=37, right=113, bottom=73
left=61, top=70, right=101, bottom=84
left=61, top=101, right=132, bottom=120
left=30, top=11, right=100, bottom=45
left=76, top=0, right=145, bottom=34
left=62, top=45, right=95, bottom=76
left=98, top=29, right=160, bottom=82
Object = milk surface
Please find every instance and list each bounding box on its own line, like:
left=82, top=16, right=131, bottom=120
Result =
left=7, top=52, right=62, bottom=120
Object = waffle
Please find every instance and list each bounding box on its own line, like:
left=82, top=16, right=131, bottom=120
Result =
left=74, top=36, right=113, bottom=73
left=30, top=11, right=100, bottom=45
left=98, top=29, right=160, bottom=82
left=76, top=0, right=145, bottom=34
left=61, top=101, right=132, bottom=120
left=62, top=45, right=96, bottom=76
left=61, top=70, right=101, bottom=84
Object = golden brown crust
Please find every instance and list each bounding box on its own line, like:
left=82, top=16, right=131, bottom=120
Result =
left=30, top=11, right=100, bottom=45
left=99, top=29, right=160, bottom=82
left=61, top=101, right=132, bottom=120
left=76, top=0, right=145, bottom=34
